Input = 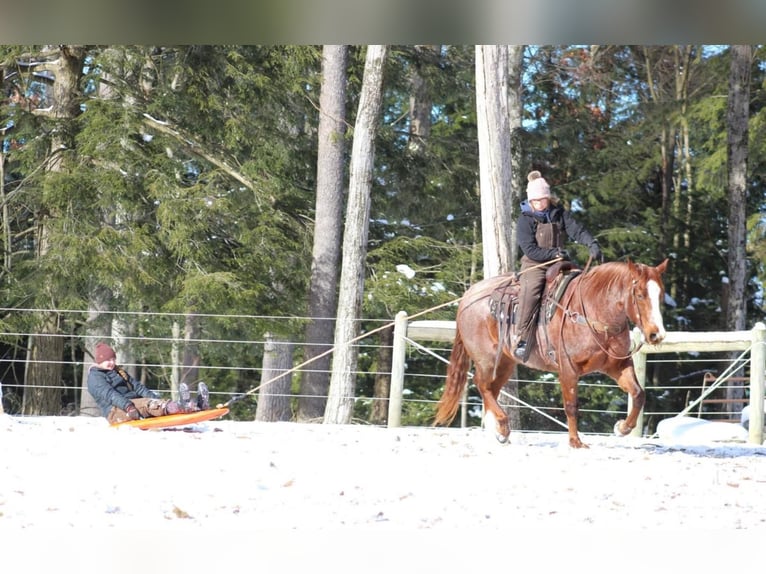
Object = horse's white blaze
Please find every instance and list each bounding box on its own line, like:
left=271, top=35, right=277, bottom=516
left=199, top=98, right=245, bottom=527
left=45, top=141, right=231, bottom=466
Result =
left=647, top=279, right=666, bottom=338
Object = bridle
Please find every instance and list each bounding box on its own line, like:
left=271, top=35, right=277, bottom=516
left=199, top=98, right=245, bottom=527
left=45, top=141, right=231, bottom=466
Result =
left=551, top=262, right=647, bottom=363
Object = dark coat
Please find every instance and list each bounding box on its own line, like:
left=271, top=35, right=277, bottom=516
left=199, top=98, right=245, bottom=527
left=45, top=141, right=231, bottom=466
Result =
left=517, top=200, right=597, bottom=263
left=87, top=366, right=159, bottom=417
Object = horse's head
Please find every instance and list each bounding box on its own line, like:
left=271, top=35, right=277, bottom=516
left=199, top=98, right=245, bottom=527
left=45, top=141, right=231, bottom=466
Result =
left=627, top=258, right=669, bottom=345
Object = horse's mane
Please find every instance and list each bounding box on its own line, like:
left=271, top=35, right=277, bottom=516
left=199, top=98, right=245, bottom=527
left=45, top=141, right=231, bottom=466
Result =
left=580, top=260, right=646, bottom=299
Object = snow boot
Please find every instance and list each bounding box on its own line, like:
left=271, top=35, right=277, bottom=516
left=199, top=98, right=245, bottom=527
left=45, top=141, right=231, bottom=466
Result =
left=196, top=382, right=210, bottom=410
left=178, top=382, right=193, bottom=412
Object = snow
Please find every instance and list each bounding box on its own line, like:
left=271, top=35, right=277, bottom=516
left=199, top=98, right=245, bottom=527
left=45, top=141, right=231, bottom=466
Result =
left=2, top=413, right=765, bottom=572
left=656, top=415, right=750, bottom=442
left=396, top=263, right=416, bottom=279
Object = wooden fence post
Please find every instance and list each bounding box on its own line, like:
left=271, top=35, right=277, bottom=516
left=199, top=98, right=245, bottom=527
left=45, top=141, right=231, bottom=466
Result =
left=387, top=311, right=408, bottom=428
left=749, top=322, right=765, bottom=445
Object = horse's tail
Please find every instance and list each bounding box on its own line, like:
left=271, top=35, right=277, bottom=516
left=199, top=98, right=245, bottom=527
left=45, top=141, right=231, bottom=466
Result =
left=434, top=327, right=470, bottom=426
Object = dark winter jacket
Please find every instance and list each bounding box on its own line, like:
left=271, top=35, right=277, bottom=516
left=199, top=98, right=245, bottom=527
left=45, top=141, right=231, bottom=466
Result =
left=517, top=200, right=597, bottom=263
left=87, top=366, right=159, bottom=417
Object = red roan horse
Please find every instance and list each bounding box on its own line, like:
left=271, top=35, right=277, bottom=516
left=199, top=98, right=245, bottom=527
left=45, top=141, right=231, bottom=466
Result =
left=435, top=258, right=669, bottom=448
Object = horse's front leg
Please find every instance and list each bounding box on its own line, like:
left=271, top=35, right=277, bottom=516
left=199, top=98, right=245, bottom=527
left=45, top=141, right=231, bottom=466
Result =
left=560, top=374, right=588, bottom=448
left=612, top=363, right=645, bottom=437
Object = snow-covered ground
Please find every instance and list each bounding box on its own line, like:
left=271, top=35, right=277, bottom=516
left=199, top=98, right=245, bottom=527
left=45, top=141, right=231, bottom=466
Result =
left=2, top=413, right=765, bottom=572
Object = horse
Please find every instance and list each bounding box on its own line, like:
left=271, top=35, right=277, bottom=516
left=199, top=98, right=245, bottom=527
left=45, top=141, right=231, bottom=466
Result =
left=434, top=258, right=669, bottom=448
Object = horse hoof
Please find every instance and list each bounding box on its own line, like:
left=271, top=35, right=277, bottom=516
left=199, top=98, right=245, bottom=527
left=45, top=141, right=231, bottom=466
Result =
left=613, top=420, right=631, bottom=437
left=569, top=437, right=589, bottom=448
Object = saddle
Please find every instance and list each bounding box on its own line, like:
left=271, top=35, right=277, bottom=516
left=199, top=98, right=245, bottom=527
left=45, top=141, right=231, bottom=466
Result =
left=489, top=261, right=581, bottom=363
left=544, top=261, right=580, bottom=321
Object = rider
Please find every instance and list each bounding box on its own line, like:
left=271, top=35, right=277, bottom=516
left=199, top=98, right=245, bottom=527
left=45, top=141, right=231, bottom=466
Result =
left=514, top=170, right=602, bottom=362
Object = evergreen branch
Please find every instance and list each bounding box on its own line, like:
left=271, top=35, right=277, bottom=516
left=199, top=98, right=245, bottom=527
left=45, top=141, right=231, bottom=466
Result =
left=141, top=113, right=263, bottom=206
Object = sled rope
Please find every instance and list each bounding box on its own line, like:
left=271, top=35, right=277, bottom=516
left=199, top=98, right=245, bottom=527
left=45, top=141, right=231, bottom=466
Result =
left=218, top=296, right=462, bottom=408
left=219, top=259, right=563, bottom=409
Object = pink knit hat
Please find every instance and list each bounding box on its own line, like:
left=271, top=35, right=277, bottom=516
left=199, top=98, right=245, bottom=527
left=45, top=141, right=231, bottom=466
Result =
left=94, top=342, right=116, bottom=364
left=526, top=170, right=551, bottom=201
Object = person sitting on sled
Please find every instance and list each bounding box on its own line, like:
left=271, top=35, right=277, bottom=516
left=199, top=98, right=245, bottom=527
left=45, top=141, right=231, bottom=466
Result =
left=514, top=170, right=602, bottom=362
left=87, top=342, right=209, bottom=424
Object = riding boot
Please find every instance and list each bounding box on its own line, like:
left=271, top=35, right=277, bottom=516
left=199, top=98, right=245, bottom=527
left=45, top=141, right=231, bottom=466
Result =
left=513, top=338, right=533, bottom=362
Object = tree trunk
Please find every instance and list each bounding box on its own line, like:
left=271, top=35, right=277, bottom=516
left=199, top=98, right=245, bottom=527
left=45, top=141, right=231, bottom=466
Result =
left=366, top=45, right=438, bottom=424
left=298, top=45, right=348, bottom=422
left=256, top=333, right=293, bottom=422
left=182, top=312, right=201, bottom=386
left=79, top=288, right=112, bottom=417
left=642, top=47, right=677, bottom=297
left=507, top=44, right=524, bottom=272
left=475, top=45, right=514, bottom=278
left=324, top=45, right=387, bottom=424
left=502, top=44, right=524, bottom=431
left=408, top=45, right=436, bottom=154
left=112, top=315, right=137, bottom=378
left=23, top=45, right=85, bottom=415
left=22, top=314, right=64, bottom=415
left=475, top=45, right=516, bottom=428
left=370, top=325, right=393, bottom=425
left=725, top=44, right=751, bottom=406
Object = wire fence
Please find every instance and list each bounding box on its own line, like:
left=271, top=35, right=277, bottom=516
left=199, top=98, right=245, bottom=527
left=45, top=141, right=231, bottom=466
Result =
left=0, top=308, right=758, bottom=436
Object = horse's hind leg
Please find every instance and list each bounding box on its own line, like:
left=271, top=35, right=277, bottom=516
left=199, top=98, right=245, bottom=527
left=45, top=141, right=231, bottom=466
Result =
left=476, top=359, right=515, bottom=443
left=559, top=373, right=588, bottom=448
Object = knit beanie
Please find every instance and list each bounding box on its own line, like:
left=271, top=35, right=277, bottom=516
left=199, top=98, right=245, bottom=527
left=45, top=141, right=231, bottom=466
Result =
left=526, top=170, right=551, bottom=201
left=94, top=342, right=116, bottom=364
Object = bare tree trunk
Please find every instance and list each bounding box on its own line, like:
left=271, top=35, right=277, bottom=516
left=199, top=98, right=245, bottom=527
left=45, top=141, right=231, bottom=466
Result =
left=23, top=45, right=85, bottom=415
left=22, top=314, right=64, bottom=414
left=671, top=46, right=693, bottom=303
left=507, top=44, right=524, bottom=271
left=502, top=44, right=525, bottom=431
left=324, top=45, right=387, bottom=424
left=256, top=333, right=293, bottom=422
left=79, top=288, right=112, bottom=417
left=298, top=45, right=348, bottom=422
left=368, top=45, right=438, bottom=423
left=408, top=45, right=436, bottom=154
left=642, top=47, right=677, bottom=297
left=370, top=325, right=393, bottom=425
left=182, top=312, right=200, bottom=385
left=475, top=45, right=516, bottom=428
left=475, top=45, right=514, bottom=278
left=0, top=148, right=9, bottom=277
left=725, top=45, right=751, bottom=407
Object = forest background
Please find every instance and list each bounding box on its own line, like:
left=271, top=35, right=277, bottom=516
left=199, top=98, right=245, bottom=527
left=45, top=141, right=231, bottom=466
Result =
left=0, top=45, right=764, bottom=435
